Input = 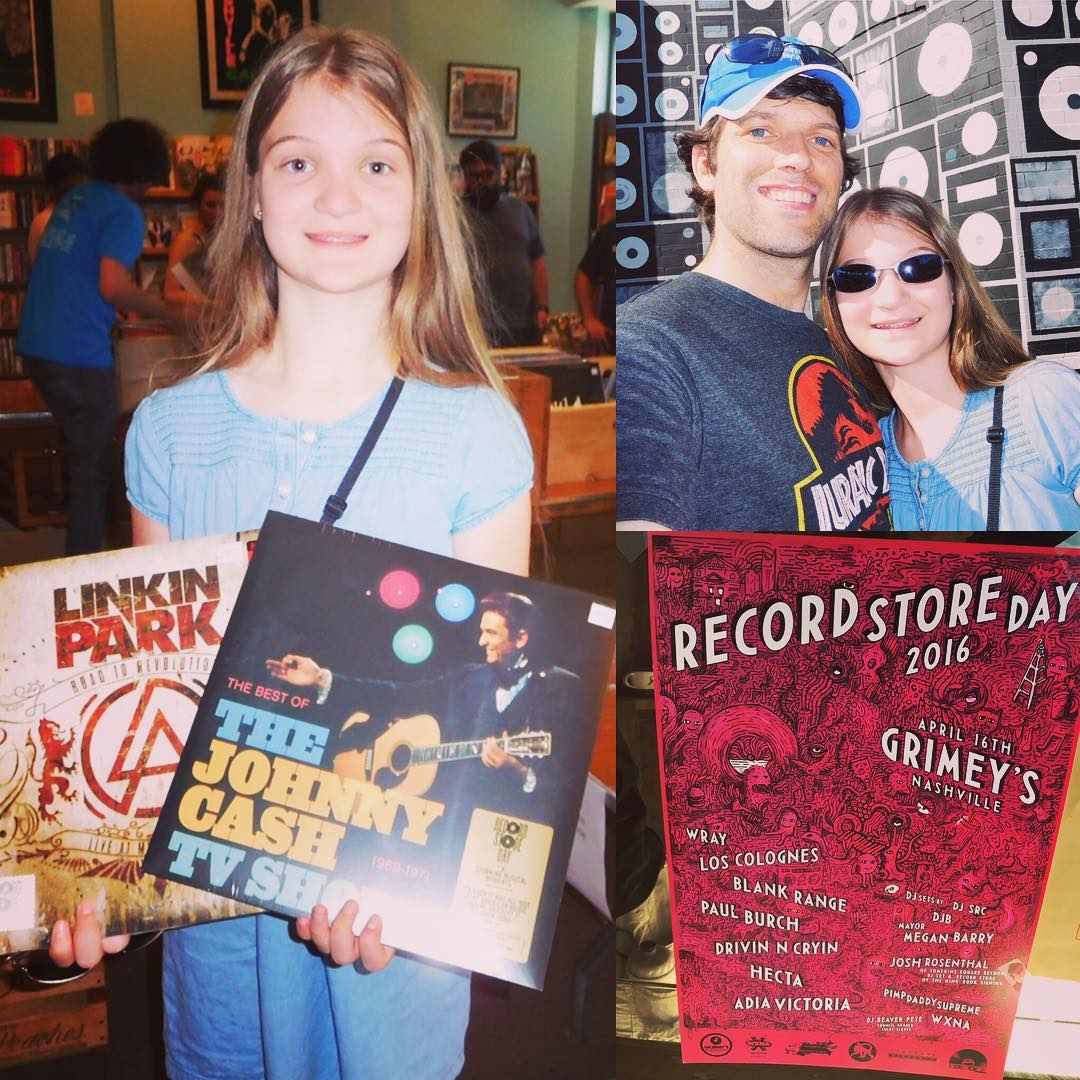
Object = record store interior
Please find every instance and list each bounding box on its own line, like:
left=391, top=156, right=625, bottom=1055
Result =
left=0, top=1, right=616, bottom=1077
left=2, top=0, right=1080, bottom=1079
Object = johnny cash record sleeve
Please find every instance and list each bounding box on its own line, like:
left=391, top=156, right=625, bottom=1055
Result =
left=0, top=533, right=259, bottom=955
left=648, top=533, right=1079, bottom=1078
left=144, top=512, right=614, bottom=988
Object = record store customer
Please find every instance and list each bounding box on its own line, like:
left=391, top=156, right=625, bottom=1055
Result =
left=821, top=187, right=1080, bottom=531
left=17, top=119, right=175, bottom=555
left=48, top=26, right=532, bottom=1080
left=164, top=170, right=224, bottom=303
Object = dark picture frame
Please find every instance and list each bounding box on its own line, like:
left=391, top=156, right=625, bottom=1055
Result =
left=196, top=0, right=318, bottom=109
left=1020, top=207, right=1080, bottom=273
left=447, top=62, right=520, bottom=139
left=1027, top=272, right=1080, bottom=335
left=0, top=0, right=58, bottom=123
left=1011, top=156, right=1080, bottom=207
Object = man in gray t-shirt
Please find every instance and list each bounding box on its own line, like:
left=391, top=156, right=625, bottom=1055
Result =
left=461, top=140, right=549, bottom=347
left=617, top=35, right=891, bottom=533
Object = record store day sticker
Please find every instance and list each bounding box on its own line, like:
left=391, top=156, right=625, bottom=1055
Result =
left=0, top=875, right=35, bottom=932
left=452, top=808, right=552, bottom=965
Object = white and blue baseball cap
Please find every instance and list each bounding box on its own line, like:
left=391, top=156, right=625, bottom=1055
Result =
left=700, top=34, right=862, bottom=133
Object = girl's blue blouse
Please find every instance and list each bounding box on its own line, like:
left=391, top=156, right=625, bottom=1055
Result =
left=123, top=369, right=532, bottom=1080
left=126, top=369, right=534, bottom=547
left=880, top=361, right=1080, bottom=532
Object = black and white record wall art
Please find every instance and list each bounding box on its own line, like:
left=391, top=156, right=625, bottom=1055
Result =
left=615, top=0, right=1080, bottom=362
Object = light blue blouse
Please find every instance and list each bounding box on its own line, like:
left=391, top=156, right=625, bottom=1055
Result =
left=125, top=369, right=532, bottom=1080
left=126, top=369, right=533, bottom=549
left=881, top=361, right=1080, bottom=532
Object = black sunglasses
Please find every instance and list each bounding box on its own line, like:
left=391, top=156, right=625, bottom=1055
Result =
left=721, top=34, right=851, bottom=78
left=829, top=253, right=950, bottom=294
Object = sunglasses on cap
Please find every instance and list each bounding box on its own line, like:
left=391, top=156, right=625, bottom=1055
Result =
left=719, top=33, right=852, bottom=78
left=829, top=253, right=950, bottom=294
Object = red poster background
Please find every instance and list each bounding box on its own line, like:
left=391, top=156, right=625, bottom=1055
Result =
left=648, top=533, right=1079, bottom=1078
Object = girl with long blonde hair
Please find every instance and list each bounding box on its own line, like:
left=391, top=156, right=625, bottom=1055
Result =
left=48, top=26, right=532, bottom=1078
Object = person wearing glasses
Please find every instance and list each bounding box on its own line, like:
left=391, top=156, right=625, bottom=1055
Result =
left=617, top=34, right=890, bottom=533
left=821, top=187, right=1080, bottom=531
left=460, top=140, right=549, bottom=347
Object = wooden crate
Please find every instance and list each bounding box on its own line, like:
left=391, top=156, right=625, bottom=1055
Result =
left=0, top=418, right=66, bottom=528
left=114, top=332, right=195, bottom=413
left=501, top=366, right=550, bottom=508
left=0, top=964, right=107, bottom=1068
left=546, top=401, right=615, bottom=488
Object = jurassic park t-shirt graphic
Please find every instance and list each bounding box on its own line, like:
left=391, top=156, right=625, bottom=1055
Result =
left=789, top=357, right=891, bottom=532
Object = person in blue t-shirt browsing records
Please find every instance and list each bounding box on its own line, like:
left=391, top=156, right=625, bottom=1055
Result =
left=616, top=34, right=891, bottom=533
left=18, top=119, right=186, bottom=555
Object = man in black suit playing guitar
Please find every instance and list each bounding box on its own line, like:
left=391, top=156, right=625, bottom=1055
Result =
left=266, top=592, right=580, bottom=816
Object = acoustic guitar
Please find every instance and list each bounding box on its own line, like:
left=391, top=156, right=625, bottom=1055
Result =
left=333, top=713, right=552, bottom=796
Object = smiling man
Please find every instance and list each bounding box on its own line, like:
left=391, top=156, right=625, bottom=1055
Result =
left=617, top=35, right=891, bottom=533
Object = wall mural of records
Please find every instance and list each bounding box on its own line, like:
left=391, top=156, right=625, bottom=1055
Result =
left=1021, top=207, right=1080, bottom=272
left=1016, top=42, right=1080, bottom=153
left=1001, top=0, right=1067, bottom=42
left=868, top=127, right=942, bottom=203
left=1013, top=156, right=1079, bottom=206
left=643, top=1, right=697, bottom=72
left=648, top=74, right=698, bottom=124
left=937, top=96, right=1009, bottom=173
left=615, top=0, right=1080, bottom=362
left=943, top=159, right=1016, bottom=282
left=644, top=126, right=694, bottom=219
left=1028, top=273, right=1080, bottom=334
left=736, top=0, right=785, bottom=39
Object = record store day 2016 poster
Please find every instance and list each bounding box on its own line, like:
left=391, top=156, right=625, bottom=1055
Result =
left=648, top=534, right=1078, bottom=1079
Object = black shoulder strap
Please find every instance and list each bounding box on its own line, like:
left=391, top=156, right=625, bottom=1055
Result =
left=985, top=384, right=1005, bottom=532
left=321, top=376, right=405, bottom=526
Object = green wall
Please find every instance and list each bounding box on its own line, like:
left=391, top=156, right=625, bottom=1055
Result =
left=6, top=0, right=600, bottom=313
left=369, top=0, right=601, bottom=317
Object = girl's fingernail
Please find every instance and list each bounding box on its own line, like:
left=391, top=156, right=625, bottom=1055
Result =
left=365, top=914, right=381, bottom=932
left=77, top=900, right=94, bottom=917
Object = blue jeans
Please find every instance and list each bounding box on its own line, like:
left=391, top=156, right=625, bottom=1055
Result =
left=22, top=355, right=117, bottom=555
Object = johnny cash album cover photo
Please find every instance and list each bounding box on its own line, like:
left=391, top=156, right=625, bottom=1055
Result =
left=144, top=512, right=615, bottom=988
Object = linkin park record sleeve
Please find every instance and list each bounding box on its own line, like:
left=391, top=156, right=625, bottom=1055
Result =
left=0, top=533, right=259, bottom=955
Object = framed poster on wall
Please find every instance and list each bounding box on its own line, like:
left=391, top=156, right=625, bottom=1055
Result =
left=196, top=0, right=318, bottom=109
left=0, top=0, right=57, bottom=123
left=447, top=63, right=519, bottom=139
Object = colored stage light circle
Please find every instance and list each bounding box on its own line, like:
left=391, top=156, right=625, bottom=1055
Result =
left=379, top=569, right=421, bottom=609
left=392, top=624, right=433, bottom=664
left=435, top=583, right=475, bottom=623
